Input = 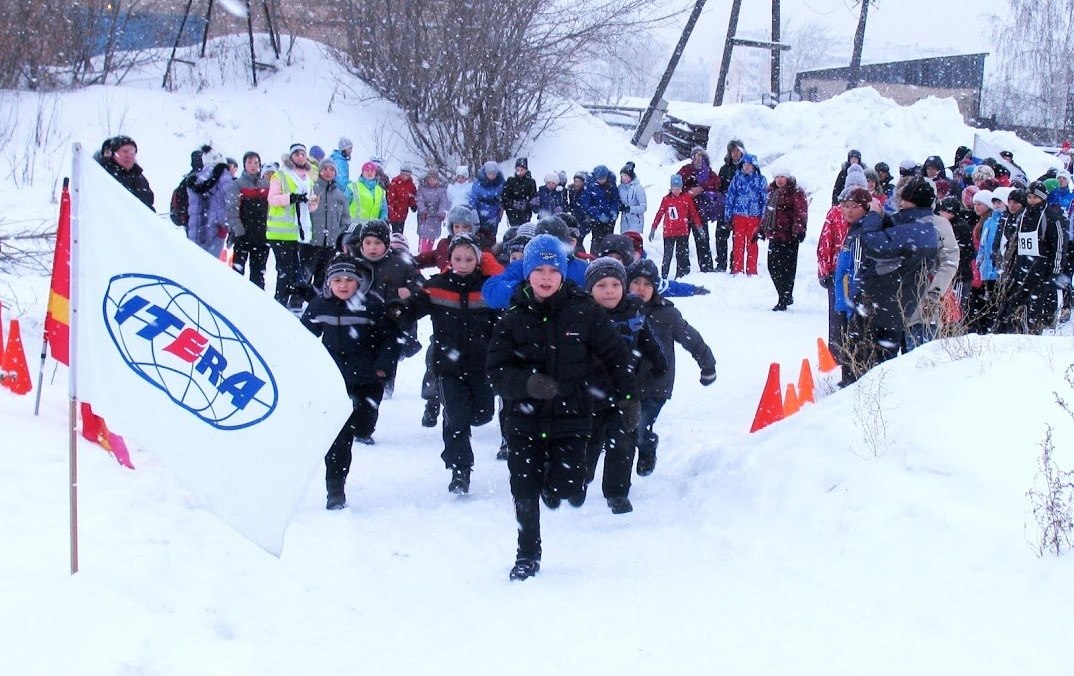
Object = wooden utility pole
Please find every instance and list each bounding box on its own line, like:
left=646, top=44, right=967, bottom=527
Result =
left=632, top=0, right=708, bottom=148
left=847, top=0, right=871, bottom=91
left=713, top=0, right=789, bottom=106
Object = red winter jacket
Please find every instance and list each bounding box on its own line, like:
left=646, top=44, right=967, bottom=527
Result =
left=762, top=179, right=809, bottom=243
left=387, top=175, right=417, bottom=222
left=412, top=236, right=504, bottom=276
left=650, top=191, right=701, bottom=238
left=816, top=204, right=849, bottom=278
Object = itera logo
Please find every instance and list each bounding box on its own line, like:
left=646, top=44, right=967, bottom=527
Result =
left=102, top=274, right=278, bottom=430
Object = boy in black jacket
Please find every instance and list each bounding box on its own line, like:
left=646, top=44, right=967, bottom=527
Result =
left=487, top=235, right=638, bottom=581
left=577, top=257, right=667, bottom=514
left=301, top=255, right=401, bottom=509
left=627, top=259, right=717, bottom=476
left=394, top=234, right=502, bottom=494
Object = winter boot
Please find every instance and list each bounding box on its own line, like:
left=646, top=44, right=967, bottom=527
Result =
left=326, top=479, right=346, bottom=510
left=607, top=496, right=633, bottom=514
left=540, top=488, right=561, bottom=510
left=509, top=557, right=540, bottom=581
left=421, top=400, right=440, bottom=428
left=636, top=451, right=657, bottom=477
left=353, top=435, right=375, bottom=445
left=567, top=482, right=587, bottom=508
left=448, top=466, right=471, bottom=495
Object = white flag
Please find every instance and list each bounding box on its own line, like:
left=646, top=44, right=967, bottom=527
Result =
left=72, top=145, right=352, bottom=555
left=972, top=133, right=1028, bottom=185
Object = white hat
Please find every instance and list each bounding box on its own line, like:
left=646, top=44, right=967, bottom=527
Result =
left=972, top=190, right=994, bottom=207
left=455, top=165, right=468, bottom=177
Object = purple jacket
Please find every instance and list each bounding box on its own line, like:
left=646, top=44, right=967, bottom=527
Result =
left=416, top=179, right=451, bottom=241
left=187, top=164, right=233, bottom=252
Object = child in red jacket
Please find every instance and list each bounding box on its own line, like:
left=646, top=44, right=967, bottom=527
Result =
left=387, top=165, right=418, bottom=234
left=649, top=174, right=702, bottom=279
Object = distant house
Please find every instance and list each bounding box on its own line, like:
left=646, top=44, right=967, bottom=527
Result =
left=794, top=53, right=987, bottom=123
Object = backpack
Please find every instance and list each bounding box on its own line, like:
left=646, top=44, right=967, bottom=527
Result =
left=169, top=173, right=195, bottom=226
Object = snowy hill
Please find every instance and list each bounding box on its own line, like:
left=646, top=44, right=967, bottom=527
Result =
left=2, top=37, right=1073, bottom=676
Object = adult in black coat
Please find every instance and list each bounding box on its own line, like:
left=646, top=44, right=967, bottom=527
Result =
left=830, top=149, right=863, bottom=206
left=502, top=157, right=537, bottom=227
left=487, top=235, right=637, bottom=581
left=102, top=135, right=154, bottom=209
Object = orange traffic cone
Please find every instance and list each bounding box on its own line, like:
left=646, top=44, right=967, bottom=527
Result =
left=817, top=337, right=838, bottom=373
left=0, top=304, right=5, bottom=365
left=750, top=363, right=784, bottom=433
left=219, top=246, right=234, bottom=268
left=783, top=382, right=801, bottom=417
left=797, top=358, right=816, bottom=404
left=0, top=319, right=32, bottom=395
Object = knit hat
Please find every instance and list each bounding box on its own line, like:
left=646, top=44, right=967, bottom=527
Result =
left=863, top=168, right=879, bottom=184
left=1058, top=169, right=1072, bottom=184
left=515, top=223, right=537, bottom=240
left=898, top=159, right=918, bottom=176
left=624, top=231, right=644, bottom=258
left=961, top=185, right=979, bottom=208
left=400, top=163, right=413, bottom=174
left=361, top=161, right=378, bottom=174
left=597, top=233, right=634, bottom=262
left=847, top=149, right=862, bottom=161
left=522, top=234, right=569, bottom=277
left=289, top=143, right=307, bottom=156
left=455, top=165, right=468, bottom=177
left=260, top=162, right=278, bottom=177
left=584, top=256, right=627, bottom=293
left=323, top=255, right=369, bottom=297
left=544, top=171, right=560, bottom=184
left=573, top=170, right=588, bottom=182
left=991, top=187, right=1013, bottom=205
left=447, top=204, right=478, bottom=227
left=627, top=258, right=661, bottom=288
left=360, top=220, right=392, bottom=247
left=109, top=135, right=137, bottom=153
left=620, top=161, right=636, bottom=180
left=935, top=195, right=962, bottom=215
left=874, top=161, right=890, bottom=174
left=481, top=160, right=499, bottom=177
left=534, top=215, right=570, bottom=243
left=1029, top=180, right=1050, bottom=200
left=844, top=163, right=868, bottom=190
left=505, top=236, right=531, bottom=256
left=1008, top=188, right=1028, bottom=206
left=841, top=187, right=873, bottom=210
left=319, top=157, right=337, bottom=172
left=201, top=149, right=226, bottom=168
left=901, top=177, right=936, bottom=208
left=771, top=166, right=792, bottom=179
left=310, top=146, right=326, bottom=162
left=448, top=233, right=482, bottom=261
left=515, top=157, right=528, bottom=170
left=972, top=165, right=995, bottom=182
left=972, top=190, right=994, bottom=207
left=389, top=232, right=410, bottom=252
left=339, top=137, right=353, bottom=151
left=670, top=174, right=684, bottom=188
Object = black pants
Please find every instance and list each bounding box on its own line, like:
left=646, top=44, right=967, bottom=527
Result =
left=507, top=434, right=588, bottom=561
left=439, top=374, right=495, bottom=470
left=269, top=240, right=302, bottom=306
left=767, top=240, right=800, bottom=305
left=232, top=234, right=269, bottom=289
left=583, top=407, right=635, bottom=499
left=692, top=222, right=714, bottom=272
left=843, top=313, right=901, bottom=384
left=389, top=221, right=406, bottom=234
left=636, top=398, right=666, bottom=464
left=826, top=285, right=851, bottom=383
left=712, top=222, right=731, bottom=271
left=589, top=220, right=615, bottom=254
left=324, top=383, right=385, bottom=483
left=661, top=235, right=691, bottom=278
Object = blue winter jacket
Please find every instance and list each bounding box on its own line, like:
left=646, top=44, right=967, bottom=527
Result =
left=976, top=210, right=1003, bottom=281
left=580, top=165, right=622, bottom=226
left=482, top=256, right=589, bottom=310
left=617, top=179, right=648, bottom=233
left=533, top=185, right=566, bottom=219
left=330, top=149, right=353, bottom=202
left=723, top=154, right=768, bottom=222
left=469, top=163, right=506, bottom=229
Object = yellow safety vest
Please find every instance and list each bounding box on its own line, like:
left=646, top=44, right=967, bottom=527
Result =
left=348, top=180, right=386, bottom=220
left=266, top=170, right=311, bottom=241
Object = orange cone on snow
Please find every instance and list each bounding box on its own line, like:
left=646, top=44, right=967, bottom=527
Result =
left=817, top=337, right=838, bottom=373
left=797, top=358, right=816, bottom=404
left=783, top=382, right=801, bottom=417
left=0, top=304, right=5, bottom=365
left=750, top=362, right=784, bottom=433
left=1, top=319, right=32, bottom=395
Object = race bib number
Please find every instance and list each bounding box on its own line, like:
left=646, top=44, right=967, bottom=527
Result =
left=1018, top=227, right=1040, bottom=257
left=668, top=206, right=680, bottom=221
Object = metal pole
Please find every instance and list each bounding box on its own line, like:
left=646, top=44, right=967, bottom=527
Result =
left=770, top=0, right=781, bottom=101
left=713, top=0, right=743, bottom=106
left=631, top=0, right=708, bottom=147
left=246, top=0, right=258, bottom=85
left=162, top=0, right=196, bottom=89
left=262, top=0, right=280, bottom=58
left=32, top=334, right=48, bottom=416
left=68, top=151, right=82, bottom=576
left=200, top=0, right=216, bottom=58
left=847, top=0, right=870, bottom=91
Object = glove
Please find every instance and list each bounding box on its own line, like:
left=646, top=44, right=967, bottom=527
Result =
left=919, top=290, right=942, bottom=320
left=290, top=193, right=308, bottom=204
left=819, top=275, right=833, bottom=289
left=384, top=300, right=407, bottom=322
left=648, top=230, right=656, bottom=242
left=620, top=204, right=630, bottom=213
left=617, top=398, right=641, bottom=433
left=525, top=373, right=559, bottom=399
left=753, top=229, right=765, bottom=242
left=699, top=367, right=717, bottom=386
left=795, top=231, right=806, bottom=244
left=693, top=286, right=711, bottom=296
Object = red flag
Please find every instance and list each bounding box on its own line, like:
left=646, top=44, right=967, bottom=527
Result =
left=48, top=183, right=133, bottom=468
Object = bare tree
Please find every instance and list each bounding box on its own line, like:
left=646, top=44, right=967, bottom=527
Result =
left=987, top=2, right=1074, bottom=132
left=331, top=0, right=685, bottom=170
left=779, top=18, right=841, bottom=95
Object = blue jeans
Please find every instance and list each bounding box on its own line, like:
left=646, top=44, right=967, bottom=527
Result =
left=636, top=399, right=667, bottom=462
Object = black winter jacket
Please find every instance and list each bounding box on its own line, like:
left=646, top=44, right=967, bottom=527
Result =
left=487, top=282, right=637, bottom=438
left=502, top=172, right=537, bottom=223
left=359, top=250, right=424, bottom=301
left=404, top=270, right=498, bottom=378
left=103, top=157, right=154, bottom=209
left=301, top=289, right=401, bottom=391
left=637, top=296, right=716, bottom=400
left=589, top=295, right=667, bottom=411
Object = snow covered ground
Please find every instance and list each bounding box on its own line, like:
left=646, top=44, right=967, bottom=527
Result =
left=2, top=37, right=1074, bottom=676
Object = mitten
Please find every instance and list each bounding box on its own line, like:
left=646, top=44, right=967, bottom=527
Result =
left=819, top=275, right=833, bottom=289
left=525, top=373, right=559, bottom=399
left=795, top=231, right=806, bottom=243
left=699, top=367, right=717, bottom=386
left=648, top=229, right=656, bottom=242
left=290, top=192, right=308, bottom=204
left=693, top=286, right=711, bottom=296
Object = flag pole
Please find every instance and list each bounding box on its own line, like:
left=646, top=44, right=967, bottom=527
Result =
left=32, top=176, right=63, bottom=417
left=69, top=148, right=82, bottom=575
